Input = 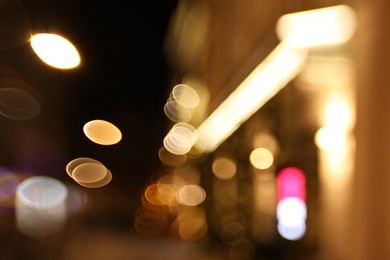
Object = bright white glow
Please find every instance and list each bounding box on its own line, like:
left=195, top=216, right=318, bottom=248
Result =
left=16, top=176, right=68, bottom=238
left=277, top=197, right=307, bottom=227
left=277, top=221, right=306, bottom=241
left=30, top=33, right=81, bottom=69
left=16, top=176, right=68, bottom=209
left=315, top=126, right=347, bottom=152
left=276, top=5, right=357, bottom=48
left=324, top=97, right=353, bottom=129
left=194, top=43, right=307, bottom=152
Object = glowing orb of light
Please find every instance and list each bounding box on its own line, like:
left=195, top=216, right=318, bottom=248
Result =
left=212, top=157, right=237, bottom=180
left=83, top=119, right=122, bottom=145
left=72, top=162, right=107, bottom=184
left=16, top=176, right=68, bottom=209
left=176, top=184, right=206, bottom=206
left=277, top=221, right=306, bottom=241
left=65, top=157, right=112, bottom=188
left=30, top=33, right=81, bottom=69
left=277, top=197, right=307, bottom=227
left=249, top=147, right=274, bottom=170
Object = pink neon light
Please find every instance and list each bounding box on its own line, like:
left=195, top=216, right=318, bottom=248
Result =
left=277, top=167, right=306, bottom=202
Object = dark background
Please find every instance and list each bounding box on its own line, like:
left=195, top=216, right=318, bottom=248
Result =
left=0, top=0, right=180, bottom=239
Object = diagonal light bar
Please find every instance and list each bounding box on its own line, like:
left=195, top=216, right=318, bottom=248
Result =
left=194, top=43, right=308, bottom=153
left=192, top=5, right=357, bottom=153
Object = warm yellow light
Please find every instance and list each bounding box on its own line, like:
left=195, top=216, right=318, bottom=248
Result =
left=30, top=33, right=81, bottom=69
left=65, top=157, right=112, bottom=188
left=172, top=84, right=200, bottom=109
left=83, top=119, right=122, bottom=145
left=176, top=184, right=206, bottom=206
left=72, top=162, right=107, bottom=184
left=324, top=97, right=353, bottom=129
left=276, top=5, right=357, bottom=48
left=163, top=122, right=198, bottom=155
left=194, top=43, right=307, bottom=153
left=212, top=157, right=237, bottom=180
left=249, top=148, right=274, bottom=170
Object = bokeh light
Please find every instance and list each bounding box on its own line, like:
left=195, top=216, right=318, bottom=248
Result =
left=172, top=84, right=200, bottom=109
left=72, top=162, right=107, bottom=183
left=276, top=5, right=357, bottom=48
left=176, top=184, right=206, bottom=206
left=30, top=33, right=81, bottom=69
left=75, top=169, right=112, bottom=188
left=277, top=167, right=306, bottom=201
left=276, top=197, right=307, bottom=227
left=83, top=119, right=122, bottom=145
left=315, top=126, right=347, bottom=152
left=66, top=157, right=112, bottom=188
left=66, top=157, right=102, bottom=178
left=164, top=99, right=193, bottom=122
left=212, top=156, right=237, bottom=180
left=163, top=122, right=198, bottom=155
left=16, top=176, right=68, bottom=238
left=249, top=148, right=274, bottom=170
left=277, top=221, right=306, bottom=241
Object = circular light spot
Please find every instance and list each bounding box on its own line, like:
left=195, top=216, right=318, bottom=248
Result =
left=72, top=162, right=107, bottom=184
left=164, top=100, right=193, bottom=122
left=277, top=221, right=306, bottom=241
left=212, top=157, right=237, bottom=180
left=144, top=184, right=164, bottom=206
left=30, top=33, right=81, bottom=69
left=277, top=197, right=307, bottom=227
left=16, top=176, right=68, bottom=209
left=75, top=169, right=112, bottom=188
left=249, top=148, right=274, bottom=170
left=176, top=184, right=206, bottom=206
left=172, top=84, right=200, bottom=109
left=163, top=122, right=198, bottom=155
left=65, top=157, right=102, bottom=177
left=83, top=119, right=122, bottom=145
